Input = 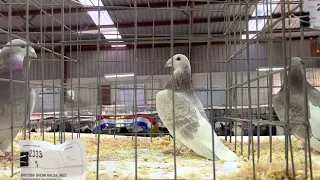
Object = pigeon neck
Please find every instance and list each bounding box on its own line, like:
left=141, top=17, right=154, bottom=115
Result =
left=289, top=66, right=304, bottom=87
left=165, top=68, right=193, bottom=92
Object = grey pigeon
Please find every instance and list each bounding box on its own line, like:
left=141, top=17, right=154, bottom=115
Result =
left=0, top=39, right=37, bottom=160
left=273, top=57, right=320, bottom=151
left=156, top=54, right=239, bottom=161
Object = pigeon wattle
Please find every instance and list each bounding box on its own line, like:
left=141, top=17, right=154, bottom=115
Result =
left=156, top=54, right=239, bottom=161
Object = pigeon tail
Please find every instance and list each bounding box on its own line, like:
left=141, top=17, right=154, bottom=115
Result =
left=309, top=137, right=320, bottom=152
left=198, top=116, right=239, bottom=161
left=181, top=109, right=239, bottom=161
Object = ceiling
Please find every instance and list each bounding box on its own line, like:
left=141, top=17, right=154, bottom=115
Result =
left=0, top=0, right=318, bottom=52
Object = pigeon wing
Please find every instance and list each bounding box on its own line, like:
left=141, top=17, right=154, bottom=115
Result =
left=156, top=90, right=200, bottom=140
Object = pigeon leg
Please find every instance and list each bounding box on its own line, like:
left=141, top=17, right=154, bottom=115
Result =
left=3, top=151, right=22, bottom=162
left=185, top=149, right=202, bottom=157
left=162, top=148, right=183, bottom=156
left=187, top=149, right=197, bottom=155
left=4, top=151, right=13, bottom=161
left=0, top=141, right=13, bottom=161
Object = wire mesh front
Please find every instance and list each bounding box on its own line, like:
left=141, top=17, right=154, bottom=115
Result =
left=0, top=0, right=319, bottom=179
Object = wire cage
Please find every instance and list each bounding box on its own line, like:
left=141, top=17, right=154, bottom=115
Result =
left=0, top=0, right=319, bottom=179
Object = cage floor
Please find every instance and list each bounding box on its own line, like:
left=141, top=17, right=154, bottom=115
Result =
left=0, top=133, right=320, bottom=179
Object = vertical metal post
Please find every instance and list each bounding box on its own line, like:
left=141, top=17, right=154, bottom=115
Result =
left=285, top=0, right=296, bottom=176
left=280, top=0, right=291, bottom=176
left=134, top=0, right=139, bottom=179
left=69, top=2, right=74, bottom=140
left=52, top=0, right=56, bottom=144
left=96, top=1, right=102, bottom=179
left=170, top=0, right=177, bottom=179
left=244, top=0, right=255, bottom=178
left=239, top=0, right=244, bottom=155
left=150, top=10, right=155, bottom=142
left=299, top=0, right=314, bottom=178
left=40, top=0, right=45, bottom=141
left=266, top=0, right=273, bottom=163
left=23, top=0, right=30, bottom=141
left=8, top=0, right=14, bottom=175
left=60, top=0, right=65, bottom=143
left=255, top=1, right=261, bottom=161
left=207, top=1, right=216, bottom=179
left=233, top=0, right=238, bottom=150
left=76, top=1, right=81, bottom=139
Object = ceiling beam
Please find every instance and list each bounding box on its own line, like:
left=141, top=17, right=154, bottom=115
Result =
left=12, top=16, right=237, bottom=32
left=62, top=35, right=316, bottom=51
left=109, top=1, right=218, bottom=7
left=9, top=11, right=300, bottom=32
left=0, top=1, right=217, bottom=17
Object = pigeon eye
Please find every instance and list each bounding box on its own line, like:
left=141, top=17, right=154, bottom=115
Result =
left=176, top=57, right=181, bottom=61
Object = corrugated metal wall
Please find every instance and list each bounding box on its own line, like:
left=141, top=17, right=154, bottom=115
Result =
left=64, top=68, right=320, bottom=107
left=70, top=40, right=314, bottom=79
left=29, top=40, right=314, bottom=80
left=27, top=40, right=320, bottom=109
left=66, top=46, right=189, bottom=78
left=29, top=53, right=62, bottom=80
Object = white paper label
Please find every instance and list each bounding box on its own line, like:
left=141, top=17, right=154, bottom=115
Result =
left=304, top=0, right=320, bottom=29
left=19, top=139, right=87, bottom=180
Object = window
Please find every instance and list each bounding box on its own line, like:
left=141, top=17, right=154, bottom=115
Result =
left=195, top=86, right=222, bottom=107
left=35, top=87, right=61, bottom=112
left=241, top=1, right=279, bottom=39
left=119, top=84, right=145, bottom=105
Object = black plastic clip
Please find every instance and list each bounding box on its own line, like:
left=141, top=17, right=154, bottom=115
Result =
left=20, top=151, right=29, bottom=167
left=300, top=11, right=310, bottom=28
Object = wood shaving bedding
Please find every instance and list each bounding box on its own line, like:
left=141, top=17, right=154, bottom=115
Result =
left=220, top=137, right=320, bottom=179
left=0, top=133, right=319, bottom=179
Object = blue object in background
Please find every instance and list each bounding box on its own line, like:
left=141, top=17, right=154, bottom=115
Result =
left=92, top=119, right=152, bottom=134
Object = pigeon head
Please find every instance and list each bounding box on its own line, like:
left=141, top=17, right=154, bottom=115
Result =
left=165, top=54, right=190, bottom=70
left=291, top=57, right=303, bottom=66
left=164, top=54, right=192, bottom=91
left=290, top=57, right=304, bottom=72
left=1, top=39, right=37, bottom=60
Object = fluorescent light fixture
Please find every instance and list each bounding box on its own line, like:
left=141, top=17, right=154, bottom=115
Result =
left=104, top=31, right=123, bottom=39
left=111, top=45, right=126, bottom=48
left=104, top=73, right=134, bottom=78
left=257, top=67, right=284, bottom=71
left=242, top=1, right=279, bottom=40
left=81, top=28, right=118, bottom=34
left=78, top=0, right=125, bottom=46
left=110, top=41, right=126, bottom=48
left=81, top=29, right=123, bottom=41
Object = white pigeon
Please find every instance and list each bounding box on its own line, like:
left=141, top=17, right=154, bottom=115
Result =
left=273, top=57, right=320, bottom=152
left=156, top=54, right=239, bottom=161
left=0, top=39, right=37, bottom=160
left=66, top=89, right=75, bottom=101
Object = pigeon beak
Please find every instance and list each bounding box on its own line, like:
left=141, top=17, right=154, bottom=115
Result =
left=165, top=58, right=172, bottom=67
left=29, top=47, right=37, bottom=58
